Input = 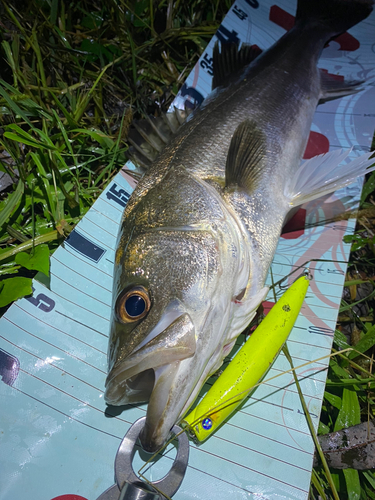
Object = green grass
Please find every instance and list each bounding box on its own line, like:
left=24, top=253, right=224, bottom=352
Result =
left=0, top=0, right=230, bottom=301
left=0, top=1, right=374, bottom=498
left=310, top=216, right=375, bottom=499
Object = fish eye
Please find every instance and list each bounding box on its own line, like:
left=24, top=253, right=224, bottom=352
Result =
left=116, top=286, right=151, bottom=323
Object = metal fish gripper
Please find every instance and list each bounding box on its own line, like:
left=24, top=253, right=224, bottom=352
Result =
left=96, top=417, right=189, bottom=500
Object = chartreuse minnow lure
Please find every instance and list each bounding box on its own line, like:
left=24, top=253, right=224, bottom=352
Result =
left=183, top=272, right=311, bottom=442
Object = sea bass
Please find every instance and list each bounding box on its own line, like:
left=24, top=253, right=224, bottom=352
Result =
left=105, top=0, right=374, bottom=452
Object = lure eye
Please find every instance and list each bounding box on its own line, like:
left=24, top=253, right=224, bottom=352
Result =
left=116, top=286, right=151, bottom=323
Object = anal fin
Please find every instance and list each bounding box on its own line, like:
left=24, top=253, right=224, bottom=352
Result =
left=319, top=69, right=364, bottom=104
left=285, top=149, right=375, bottom=207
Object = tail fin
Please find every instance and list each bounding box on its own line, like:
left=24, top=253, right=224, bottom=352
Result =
left=296, top=0, right=373, bottom=36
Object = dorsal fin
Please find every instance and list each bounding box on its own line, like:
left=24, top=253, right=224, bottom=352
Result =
left=212, top=42, right=263, bottom=90
left=127, top=107, right=193, bottom=169
left=225, top=120, right=267, bottom=192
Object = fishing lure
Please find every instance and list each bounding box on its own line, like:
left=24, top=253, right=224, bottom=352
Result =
left=183, top=272, right=311, bottom=441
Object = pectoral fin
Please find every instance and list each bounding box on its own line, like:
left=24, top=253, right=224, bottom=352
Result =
left=225, top=120, right=268, bottom=192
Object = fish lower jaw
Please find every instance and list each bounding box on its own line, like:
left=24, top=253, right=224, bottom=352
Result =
left=104, top=368, right=155, bottom=406
left=139, top=362, right=182, bottom=452
left=104, top=359, right=179, bottom=407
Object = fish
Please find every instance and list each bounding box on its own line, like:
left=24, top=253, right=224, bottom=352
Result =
left=104, top=0, right=375, bottom=452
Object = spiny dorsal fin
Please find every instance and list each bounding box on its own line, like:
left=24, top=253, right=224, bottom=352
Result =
left=212, top=42, right=263, bottom=90
left=225, top=120, right=267, bottom=192
left=127, top=107, right=193, bottom=169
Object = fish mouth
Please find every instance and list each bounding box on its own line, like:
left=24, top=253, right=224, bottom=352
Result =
left=104, top=368, right=156, bottom=405
left=104, top=312, right=196, bottom=450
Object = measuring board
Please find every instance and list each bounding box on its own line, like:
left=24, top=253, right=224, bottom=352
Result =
left=1, top=1, right=375, bottom=499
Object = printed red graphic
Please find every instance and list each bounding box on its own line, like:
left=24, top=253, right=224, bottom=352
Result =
left=331, top=32, right=360, bottom=52
left=269, top=5, right=360, bottom=51
left=247, top=301, right=275, bottom=334
left=278, top=130, right=329, bottom=240
left=281, top=208, right=307, bottom=239
left=269, top=5, right=294, bottom=31
left=320, top=69, right=344, bottom=82
left=250, top=44, right=263, bottom=58
left=262, top=301, right=275, bottom=316
left=303, top=131, right=330, bottom=159
left=51, top=495, right=88, bottom=500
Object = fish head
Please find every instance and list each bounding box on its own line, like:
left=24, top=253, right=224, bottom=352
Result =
left=105, top=228, right=227, bottom=451
left=105, top=168, right=264, bottom=452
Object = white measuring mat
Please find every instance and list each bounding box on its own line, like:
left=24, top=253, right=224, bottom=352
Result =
left=1, top=1, right=374, bottom=499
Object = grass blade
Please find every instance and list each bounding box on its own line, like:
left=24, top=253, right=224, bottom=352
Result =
left=334, top=388, right=361, bottom=431
left=282, top=345, right=340, bottom=500
left=311, top=470, right=328, bottom=500
left=0, top=231, right=60, bottom=262
left=0, top=180, right=24, bottom=227
left=348, top=325, right=375, bottom=359
left=0, top=85, right=33, bottom=127
left=343, top=469, right=361, bottom=500
left=30, top=152, right=56, bottom=220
